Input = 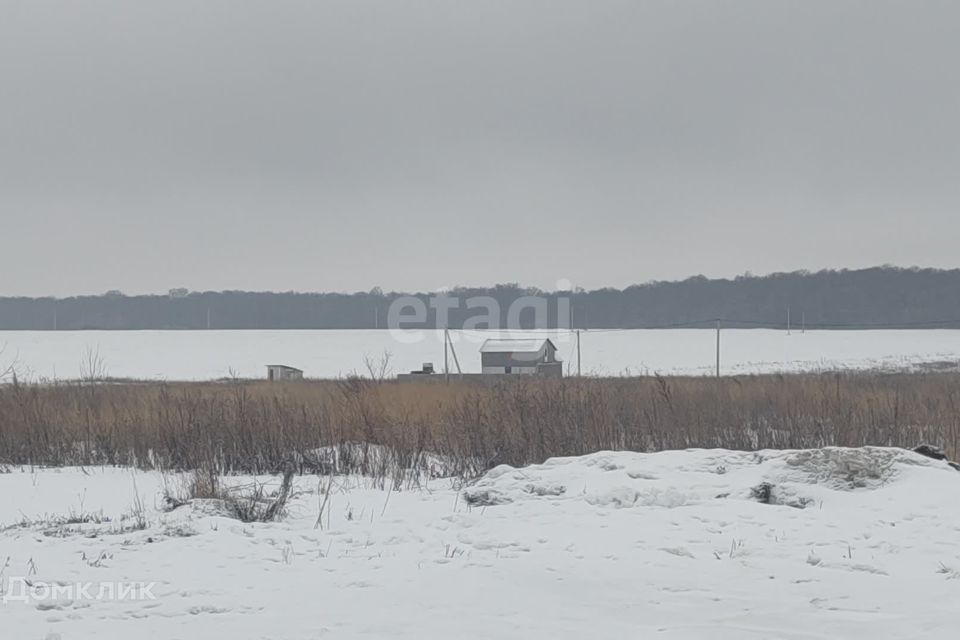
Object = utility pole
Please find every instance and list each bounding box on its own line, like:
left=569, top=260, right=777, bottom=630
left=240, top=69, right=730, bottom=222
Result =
left=444, top=328, right=449, bottom=384
left=715, top=319, right=721, bottom=378
left=576, top=329, right=582, bottom=377
left=449, top=332, right=463, bottom=379
left=787, top=306, right=791, bottom=335
left=801, top=312, right=806, bottom=334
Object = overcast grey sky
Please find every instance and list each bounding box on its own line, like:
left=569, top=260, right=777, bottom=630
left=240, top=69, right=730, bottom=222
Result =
left=2, top=1, right=958, bottom=296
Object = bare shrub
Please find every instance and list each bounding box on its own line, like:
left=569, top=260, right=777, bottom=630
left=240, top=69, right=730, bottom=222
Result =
left=80, top=346, right=107, bottom=384
left=162, top=467, right=222, bottom=510
left=0, top=343, right=16, bottom=383
left=226, top=467, right=294, bottom=523
left=188, top=467, right=222, bottom=500
left=165, top=464, right=295, bottom=523
left=363, top=349, right=393, bottom=382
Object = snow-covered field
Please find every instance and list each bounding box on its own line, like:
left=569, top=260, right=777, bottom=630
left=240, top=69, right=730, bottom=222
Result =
left=2, top=448, right=959, bottom=639
left=1, top=329, right=960, bottom=381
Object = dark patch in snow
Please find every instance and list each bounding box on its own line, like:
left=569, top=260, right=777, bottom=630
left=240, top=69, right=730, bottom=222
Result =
left=751, top=482, right=774, bottom=503
left=913, top=444, right=960, bottom=471
left=750, top=482, right=813, bottom=509
left=913, top=444, right=947, bottom=461
left=463, top=488, right=512, bottom=506
left=523, top=483, right=566, bottom=497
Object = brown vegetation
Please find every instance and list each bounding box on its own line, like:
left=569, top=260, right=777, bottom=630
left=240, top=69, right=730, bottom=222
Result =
left=0, top=373, right=958, bottom=476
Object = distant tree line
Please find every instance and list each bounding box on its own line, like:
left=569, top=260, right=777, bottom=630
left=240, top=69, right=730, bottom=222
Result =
left=1, top=267, right=959, bottom=331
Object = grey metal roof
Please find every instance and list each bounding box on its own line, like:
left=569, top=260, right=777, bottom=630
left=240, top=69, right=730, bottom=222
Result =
left=266, top=364, right=303, bottom=372
left=479, top=338, right=555, bottom=354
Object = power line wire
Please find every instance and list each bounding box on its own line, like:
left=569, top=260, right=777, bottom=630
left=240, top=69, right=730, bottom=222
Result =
left=446, top=316, right=960, bottom=332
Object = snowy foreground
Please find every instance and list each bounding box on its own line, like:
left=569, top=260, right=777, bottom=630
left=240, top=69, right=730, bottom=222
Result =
left=2, top=448, right=960, bottom=639
left=2, top=328, right=960, bottom=380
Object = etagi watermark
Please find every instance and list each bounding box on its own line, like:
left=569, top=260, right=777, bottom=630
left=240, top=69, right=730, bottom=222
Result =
left=386, top=280, right=578, bottom=345
left=2, top=578, right=157, bottom=605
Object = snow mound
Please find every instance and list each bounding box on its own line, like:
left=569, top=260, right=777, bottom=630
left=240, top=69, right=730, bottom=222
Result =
left=4, top=450, right=960, bottom=638
left=463, top=447, right=958, bottom=510
left=779, top=446, right=932, bottom=489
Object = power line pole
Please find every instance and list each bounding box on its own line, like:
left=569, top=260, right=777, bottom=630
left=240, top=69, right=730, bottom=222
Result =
left=715, top=319, right=721, bottom=378
left=576, top=329, right=582, bottom=377
left=801, top=312, right=806, bottom=334
left=444, top=328, right=449, bottom=384
left=449, top=332, right=463, bottom=379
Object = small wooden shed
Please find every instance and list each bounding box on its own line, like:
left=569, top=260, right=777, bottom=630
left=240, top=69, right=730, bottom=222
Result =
left=266, top=364, right=304, bottom=381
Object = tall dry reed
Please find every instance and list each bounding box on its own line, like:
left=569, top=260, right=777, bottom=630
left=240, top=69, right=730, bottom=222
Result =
left=0, top=373, right=957, bottom=476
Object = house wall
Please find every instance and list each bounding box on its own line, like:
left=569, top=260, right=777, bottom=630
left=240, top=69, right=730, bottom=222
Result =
left=481, top=366, right=538, bottom=374
left=267, top=367, right=303, bottom=381
left=398, top=372, right=555, bottom=385
left=481, top=350, right=546, bottom=368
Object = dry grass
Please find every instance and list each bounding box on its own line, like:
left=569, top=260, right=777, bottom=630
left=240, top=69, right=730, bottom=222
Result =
left=162, top=465, right=296, bottom=522
left=0, top=372, right=958, bottom=477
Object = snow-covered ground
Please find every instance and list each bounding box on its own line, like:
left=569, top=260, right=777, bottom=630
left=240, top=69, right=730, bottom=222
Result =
left=1, top=448, right=959, bottom=639
left=1, top=329, right=960, bottom=381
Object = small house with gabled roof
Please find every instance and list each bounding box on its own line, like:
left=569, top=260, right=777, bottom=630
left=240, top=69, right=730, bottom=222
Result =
left=479, top=338, right=562, bottom=377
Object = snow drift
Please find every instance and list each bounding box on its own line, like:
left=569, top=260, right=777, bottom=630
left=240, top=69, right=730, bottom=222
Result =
left=2, top=447, right=959, bottom=639
left=463, top=446, right=957, bottom=508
